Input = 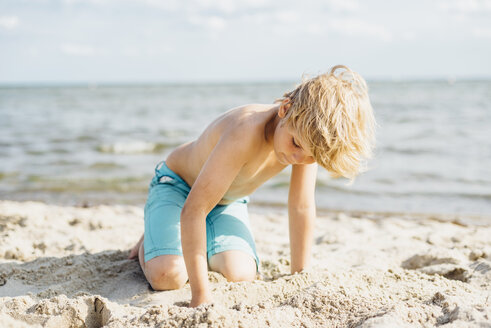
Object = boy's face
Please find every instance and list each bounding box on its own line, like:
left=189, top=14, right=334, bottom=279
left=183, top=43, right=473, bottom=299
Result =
left=273, top=121, right=315, bottom=166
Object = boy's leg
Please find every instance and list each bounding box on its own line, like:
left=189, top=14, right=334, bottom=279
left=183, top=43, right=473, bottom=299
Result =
left=206, top=199, right=259, bottom=282
left=209, top=250, right=256, bottom=282
left=141, top=166, right=190, bottom=290
left=138, top=241, right=188, bottom=290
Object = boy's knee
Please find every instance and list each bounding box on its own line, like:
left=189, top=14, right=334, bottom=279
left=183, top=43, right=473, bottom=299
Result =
left=209, top=250, right=257, bottom=283
left=147, top=266, right=188, bottom=290
left=220, top=260, right=256, bottom=282
left=144, top=256, right=188, bottom=291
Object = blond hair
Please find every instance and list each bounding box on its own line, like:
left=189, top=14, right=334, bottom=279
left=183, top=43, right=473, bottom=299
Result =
left=281, top=65, right=376, bottom=180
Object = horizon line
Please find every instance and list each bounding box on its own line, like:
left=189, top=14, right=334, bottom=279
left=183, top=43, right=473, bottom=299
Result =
left=1, top=76, right=491, bottom=88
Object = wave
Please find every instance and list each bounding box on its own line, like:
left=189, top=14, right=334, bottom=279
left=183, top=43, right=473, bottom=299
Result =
left=96, top=141, right=169, bottom=154
left=89, top=162, right=125, bottom=169
left=313, top=182, right=491, bottom=200
left=381, top=145, right=442, bottom=156
left=22, top=175, right=149, bottom=193
left=0, top=171, right=20, bottom=181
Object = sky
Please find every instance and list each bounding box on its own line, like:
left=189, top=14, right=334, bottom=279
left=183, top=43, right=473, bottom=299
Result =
left=1, top=0, right=491, bottom=83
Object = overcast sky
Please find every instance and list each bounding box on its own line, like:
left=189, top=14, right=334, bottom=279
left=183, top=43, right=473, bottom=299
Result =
left=1, top=0, right=491, bottom=83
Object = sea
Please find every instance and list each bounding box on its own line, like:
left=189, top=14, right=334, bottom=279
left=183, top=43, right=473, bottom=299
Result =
left=1, top=80, right=490, bottom=216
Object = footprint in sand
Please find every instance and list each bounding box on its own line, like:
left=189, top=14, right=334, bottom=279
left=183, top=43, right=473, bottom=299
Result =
left=401, top=249, right=469, bottom=282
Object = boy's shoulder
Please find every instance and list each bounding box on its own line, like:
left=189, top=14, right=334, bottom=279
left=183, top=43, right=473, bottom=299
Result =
left=218, top=103, right=273, bottom=135
left=209, top=103, right=274, bottom=153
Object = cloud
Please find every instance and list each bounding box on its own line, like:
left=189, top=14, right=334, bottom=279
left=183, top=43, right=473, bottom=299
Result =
left=191, top=0, right=239, bottom=14
left=401, top=31, right=417, bottom=41
left=121, top=44, right=174, bottom=57
left=61, top=0, right=111, bottom=5
left=189, top=0, right=273, bottom=14
left=0, top=16, right=20, bottom=30
left=188, top=15, right=227, bottom=30
left=328, top=18, right=392, bottom=41
left=140, top=0, right=180, bottom=12
left=327, top=0, right=360, bottom=12
left=60, top=43, right=97, bottom=56
left=273, top=10, right=299, bottom=23
left=437, top=0, right=491, bottom=13
left=472, top=27, right=491, bottom=38
left=59, top=0, right=272, bottom=14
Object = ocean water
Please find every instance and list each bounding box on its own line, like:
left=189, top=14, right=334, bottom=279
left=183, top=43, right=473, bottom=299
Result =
left=0, top=80, right=490, bottom=216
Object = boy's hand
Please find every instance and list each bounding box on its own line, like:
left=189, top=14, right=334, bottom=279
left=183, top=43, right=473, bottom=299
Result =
left=189, top=292, right=212, bottom=307
left=128, top=234, right=144, bottom=260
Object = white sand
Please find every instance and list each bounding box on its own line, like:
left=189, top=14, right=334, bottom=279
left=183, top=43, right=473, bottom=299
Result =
left=0, top=200, right=490, bottom=327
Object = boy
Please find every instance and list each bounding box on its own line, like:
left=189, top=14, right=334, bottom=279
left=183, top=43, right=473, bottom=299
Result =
left=129, top=65, right=375, bottom=307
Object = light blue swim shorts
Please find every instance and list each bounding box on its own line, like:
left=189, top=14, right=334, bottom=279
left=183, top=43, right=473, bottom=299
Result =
left=143, top=161, right=259, bottom=271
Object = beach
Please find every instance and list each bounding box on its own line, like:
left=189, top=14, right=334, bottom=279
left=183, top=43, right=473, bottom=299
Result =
left=1, top=81, right=490, bottom=326
left=1, top=200, right=489, bottom=327
left=2, top=0, right=491, bottom=326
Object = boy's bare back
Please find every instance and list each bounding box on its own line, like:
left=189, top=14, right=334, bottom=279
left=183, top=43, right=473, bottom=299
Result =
left=166, top=104, right=289, bottom=204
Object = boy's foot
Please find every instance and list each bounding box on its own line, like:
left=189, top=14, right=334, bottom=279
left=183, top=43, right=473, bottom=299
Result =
left=128, top=234, right=144, bottom=259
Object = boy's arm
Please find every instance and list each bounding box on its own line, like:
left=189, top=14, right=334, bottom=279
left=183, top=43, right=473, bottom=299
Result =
left=181, top=131, right=252, bottom=307
left=288, top=163, right=317, bottom=273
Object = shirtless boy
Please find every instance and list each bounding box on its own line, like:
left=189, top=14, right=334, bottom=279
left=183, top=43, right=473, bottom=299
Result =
left=129, top=65, right=376, bottom=307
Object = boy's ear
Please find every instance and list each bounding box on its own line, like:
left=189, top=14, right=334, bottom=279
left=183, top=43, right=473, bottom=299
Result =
left=278, top=98, right=291, bottom=118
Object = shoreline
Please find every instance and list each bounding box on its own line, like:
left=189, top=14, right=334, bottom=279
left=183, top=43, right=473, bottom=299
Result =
left=2, top=196, right=490, bottom=225
left=1, top=200, right=490, bottom=327
left=250, top=202, right=491, bottom=227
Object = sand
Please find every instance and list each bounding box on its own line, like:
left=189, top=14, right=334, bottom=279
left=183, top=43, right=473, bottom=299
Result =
left=0, top=200, right=490, bottom=327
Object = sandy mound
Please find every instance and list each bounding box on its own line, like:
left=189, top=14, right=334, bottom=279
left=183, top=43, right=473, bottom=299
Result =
left=1, top=200, right=490, bottom=327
